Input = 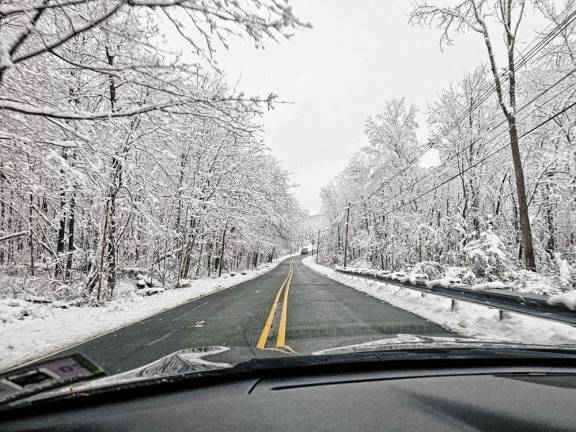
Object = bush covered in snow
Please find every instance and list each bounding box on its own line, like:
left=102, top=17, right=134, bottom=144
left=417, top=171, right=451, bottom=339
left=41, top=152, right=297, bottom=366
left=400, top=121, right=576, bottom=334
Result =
left=555, top=254, right=576, bottom=290
left=461, top=230, right=513, bottom=280
left=548, top=291, right=576, bottom=310
left=335, top=245, right=576, bottom=296
left=412, top=261, right=445, bottom=279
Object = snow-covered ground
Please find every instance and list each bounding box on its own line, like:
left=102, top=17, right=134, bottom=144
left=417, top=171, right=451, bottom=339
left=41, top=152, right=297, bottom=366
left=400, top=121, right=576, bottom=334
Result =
left=0, top=255, right=296, bottom=372
left=331, top=264, right=576, bottom=310
left=303, top=257, right=576, bottom=346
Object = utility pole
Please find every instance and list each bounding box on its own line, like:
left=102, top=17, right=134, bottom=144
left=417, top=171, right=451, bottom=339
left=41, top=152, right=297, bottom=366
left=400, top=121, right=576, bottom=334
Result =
left=316, top=229, right=320, bottom=263
left=344, top=203, right=350, bottom=268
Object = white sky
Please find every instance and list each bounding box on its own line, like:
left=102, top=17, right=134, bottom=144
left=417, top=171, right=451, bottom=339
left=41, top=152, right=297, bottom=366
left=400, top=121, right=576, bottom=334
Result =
left=167, top=1, right=549, bottom=214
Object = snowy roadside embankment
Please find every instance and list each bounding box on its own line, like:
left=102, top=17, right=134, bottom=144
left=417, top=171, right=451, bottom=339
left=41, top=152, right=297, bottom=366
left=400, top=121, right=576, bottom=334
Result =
left=335, top=230, right=576, bottom=300
left=0, top=255, right=296, bottom=372
left=331, top=264, right=576, bottom=313
left=302, top=257, right=576, bottom=346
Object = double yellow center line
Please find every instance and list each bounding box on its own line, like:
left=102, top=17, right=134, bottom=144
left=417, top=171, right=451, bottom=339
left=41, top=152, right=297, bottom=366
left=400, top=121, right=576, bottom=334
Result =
left=256, top=261, right=297, bottom=354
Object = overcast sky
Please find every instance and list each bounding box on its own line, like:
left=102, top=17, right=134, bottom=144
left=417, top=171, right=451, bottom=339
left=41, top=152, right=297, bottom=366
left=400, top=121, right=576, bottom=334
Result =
left=188, top=1, right=547, bottom=214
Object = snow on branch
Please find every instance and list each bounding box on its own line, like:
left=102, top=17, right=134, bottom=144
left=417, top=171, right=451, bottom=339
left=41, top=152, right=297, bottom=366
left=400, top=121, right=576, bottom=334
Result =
left=0, top=94, right=279, bottom=120
left=410, top=1, right=486, bottom=47
left=0, top=231, right=28, bottom=243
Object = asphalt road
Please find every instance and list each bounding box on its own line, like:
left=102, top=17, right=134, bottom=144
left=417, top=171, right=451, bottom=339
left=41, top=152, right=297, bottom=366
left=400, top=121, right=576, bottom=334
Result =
left=53, top=256, right=454, bottom=374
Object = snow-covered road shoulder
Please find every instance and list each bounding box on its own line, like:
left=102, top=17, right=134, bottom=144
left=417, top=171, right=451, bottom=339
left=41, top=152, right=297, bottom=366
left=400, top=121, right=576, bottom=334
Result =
left=302, top=257, right=576, bottom=346
left=0, top=255, right=296, bottom=372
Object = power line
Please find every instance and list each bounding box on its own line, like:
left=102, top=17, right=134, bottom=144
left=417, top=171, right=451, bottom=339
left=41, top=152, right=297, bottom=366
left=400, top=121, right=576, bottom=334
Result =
left=420, top=8, right=576, bottom=154
left=376, top=100, right=576, bottom=218
left=357, top=8, right=576, bottom=204
left=383, top=67, right=576, bottom=204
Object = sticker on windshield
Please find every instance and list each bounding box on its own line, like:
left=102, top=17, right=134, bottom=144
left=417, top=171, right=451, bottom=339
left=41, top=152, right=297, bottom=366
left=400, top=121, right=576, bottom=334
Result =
left=0, top=354, right=104, bottom=405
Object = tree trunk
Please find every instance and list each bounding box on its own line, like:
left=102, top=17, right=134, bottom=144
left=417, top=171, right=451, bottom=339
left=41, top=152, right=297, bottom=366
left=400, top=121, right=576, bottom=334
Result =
left=179, top=217, right=198, bottom=280
left=66, top=192, right=75, bottom=279
left=102, top=44, right=120, bottom=298
left=195, top=242, right=204, bottom=278
left=507, top=118, right=536, bottom=269
left=218, top=221, right=228, bottom=277
left=0, top=198, right=5, bottom=265
left=479, top=2, right=536, bottom=270
left=55, top=175, right=67, bottom=277
left=28, top=194, right=35, bottom=276
left=106, top=193, right=117, bottom=297
left=343, top=203, right=350, bottom=267
left=544, top=183, right=556, bottom=259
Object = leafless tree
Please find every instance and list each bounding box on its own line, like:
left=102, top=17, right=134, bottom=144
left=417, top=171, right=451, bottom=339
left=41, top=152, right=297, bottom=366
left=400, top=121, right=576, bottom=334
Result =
left=410, top=0, right=537, bottom=270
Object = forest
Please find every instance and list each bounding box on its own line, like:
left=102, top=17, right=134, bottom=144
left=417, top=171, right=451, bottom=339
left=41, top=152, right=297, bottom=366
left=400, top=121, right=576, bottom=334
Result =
left=2, top=0, right=576, bottom=310
left=317, top=0, right=576, bottom=294
left=0, top=0, right=307, bottom=304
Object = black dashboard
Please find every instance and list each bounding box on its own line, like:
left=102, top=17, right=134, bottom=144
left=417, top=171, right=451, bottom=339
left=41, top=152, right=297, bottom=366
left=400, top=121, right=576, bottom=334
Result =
left=2, top=359, right=576, bottom=431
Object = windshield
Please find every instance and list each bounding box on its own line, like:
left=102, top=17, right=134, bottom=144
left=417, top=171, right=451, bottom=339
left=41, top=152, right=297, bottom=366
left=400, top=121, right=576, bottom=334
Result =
left=2, top=0, right=576, bottom=392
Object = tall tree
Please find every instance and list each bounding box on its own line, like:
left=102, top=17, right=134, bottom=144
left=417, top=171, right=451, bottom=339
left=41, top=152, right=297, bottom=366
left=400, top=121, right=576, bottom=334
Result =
left=410, top=0, right=537, bottom=270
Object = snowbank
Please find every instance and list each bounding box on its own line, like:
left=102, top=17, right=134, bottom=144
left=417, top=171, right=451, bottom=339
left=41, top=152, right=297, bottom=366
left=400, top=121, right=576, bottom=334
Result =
left=0, top=254, right=296, bottom=372
left=337, top=231, right=575, bottom=297
left=304, top=257, right=576, bottom=346
left=338, top=257, right=573, bottom=296
left=548, top=291, right=576, bottom=311
left=469, top=281, right=509, bottom=291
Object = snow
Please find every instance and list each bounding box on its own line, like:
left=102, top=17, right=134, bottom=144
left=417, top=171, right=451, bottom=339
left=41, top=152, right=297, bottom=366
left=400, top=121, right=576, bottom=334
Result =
left=512, top=270, right=570, bottom=296
left=408, top=273, right=428, bottom=284
left=461, top=229, right=512, bottom=279
left=556, top=254, right=575, bottom=288
left=0, top=40, right=12, bottom=70
left=418, top=147, right=442, bottom=168
left=470, top=281, right=509, bottom=291
left=0, top=254, right=296, bottom=373
left=338, top=255, right=570, bottom=297
left=426, top=277, right=463, bottom=288
left=303, top=257, right=576, bottom=346
left=137, top=287, right=166, bottom=296
left=548, top=291, right=576, bottom=311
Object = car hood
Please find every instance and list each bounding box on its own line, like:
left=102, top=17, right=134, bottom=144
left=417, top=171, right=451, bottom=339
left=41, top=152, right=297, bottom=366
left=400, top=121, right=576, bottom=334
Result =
left=8, top=337, right=576, bottom=409
left=12, top=346, right=232, bottom=405
left=312, top=334, right=572, bottom=355
left=22, top=337, right=576, bottom=394
left=70, top=346, right=232, bottom=389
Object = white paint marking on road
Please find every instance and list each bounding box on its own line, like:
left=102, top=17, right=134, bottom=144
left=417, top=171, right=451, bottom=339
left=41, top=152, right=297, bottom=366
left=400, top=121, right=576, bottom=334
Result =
left=171, top=302, right=208, bottom=322
left=147, top=331, right=174, bottom=346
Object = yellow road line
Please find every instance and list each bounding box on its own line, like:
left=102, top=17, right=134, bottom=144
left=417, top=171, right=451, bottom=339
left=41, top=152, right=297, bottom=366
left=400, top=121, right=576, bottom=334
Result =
left=256, top=262, right=293, bottom=349
left=276, top=263, right=294, bottom=349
